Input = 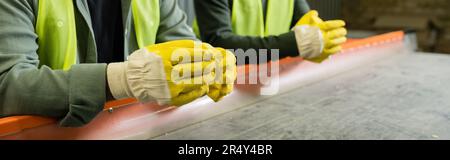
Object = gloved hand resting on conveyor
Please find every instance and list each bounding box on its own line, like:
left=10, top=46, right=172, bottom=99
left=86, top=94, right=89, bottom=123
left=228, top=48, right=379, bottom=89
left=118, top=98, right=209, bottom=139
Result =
left=207, top=47, right=237, bottom=102
left=107, top=40, right=237, bottom=107
left=292, top=10, right=348, bottom=63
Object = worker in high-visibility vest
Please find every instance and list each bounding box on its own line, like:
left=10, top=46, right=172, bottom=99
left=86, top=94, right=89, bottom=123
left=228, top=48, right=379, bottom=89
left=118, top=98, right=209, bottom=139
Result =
left=194, top=0, right=348, bottom=63
left=0, top=0, right=236, bottom=127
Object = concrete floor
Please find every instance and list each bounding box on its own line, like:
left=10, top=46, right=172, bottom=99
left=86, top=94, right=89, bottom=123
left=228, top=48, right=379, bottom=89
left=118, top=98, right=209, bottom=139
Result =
left=154, top=52, right=450, bottom=140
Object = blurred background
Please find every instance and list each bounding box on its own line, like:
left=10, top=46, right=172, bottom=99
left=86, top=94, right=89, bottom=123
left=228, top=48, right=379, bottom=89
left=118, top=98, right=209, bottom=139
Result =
left=307, top=0, right=450, bottom=53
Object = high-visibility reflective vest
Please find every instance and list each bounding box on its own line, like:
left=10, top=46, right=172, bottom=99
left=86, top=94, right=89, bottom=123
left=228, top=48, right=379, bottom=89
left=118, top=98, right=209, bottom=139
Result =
left=35, top=0, right=160, bottom=70
left=231, top=0, right=295, bottom=37
left=193, top=0, right=295, bottom=38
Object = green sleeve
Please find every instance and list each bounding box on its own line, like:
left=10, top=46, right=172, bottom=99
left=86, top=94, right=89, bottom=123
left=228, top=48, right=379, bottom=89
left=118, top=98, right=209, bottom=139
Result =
left=0, top=0, right=106, bottom=127
left=194, top=0, right=302, bottom=60
left=156, top=0, right=198, bottom=42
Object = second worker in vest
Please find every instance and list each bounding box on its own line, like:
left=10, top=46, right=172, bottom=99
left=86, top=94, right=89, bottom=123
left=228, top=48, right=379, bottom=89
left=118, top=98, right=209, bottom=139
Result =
left=194, top=0, right=348, bottom=63
left=0, top=0, right=236, bottom=127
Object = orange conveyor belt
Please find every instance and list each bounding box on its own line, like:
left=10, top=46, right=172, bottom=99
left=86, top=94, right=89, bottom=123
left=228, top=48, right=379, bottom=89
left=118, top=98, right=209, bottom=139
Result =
left=0, top=31, right=405, bottom=139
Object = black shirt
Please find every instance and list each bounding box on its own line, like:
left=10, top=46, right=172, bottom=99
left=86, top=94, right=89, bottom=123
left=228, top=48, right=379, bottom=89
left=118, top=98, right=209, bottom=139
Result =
left=87, top=0, right=124, bottom=63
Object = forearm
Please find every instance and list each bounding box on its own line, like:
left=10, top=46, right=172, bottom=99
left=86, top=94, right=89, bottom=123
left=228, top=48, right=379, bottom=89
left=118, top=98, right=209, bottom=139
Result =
left=209, top=32, right=300, bottom=59
left=0, top=60, right=107, bottom=127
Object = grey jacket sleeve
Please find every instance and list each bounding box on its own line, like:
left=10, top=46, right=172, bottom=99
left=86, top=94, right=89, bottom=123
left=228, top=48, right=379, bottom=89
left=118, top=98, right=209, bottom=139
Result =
left=156, top=0, right=198, bottom=42
left=0, top=0, right=106, bottom=127
left=194, top=0, right=311, bottom=60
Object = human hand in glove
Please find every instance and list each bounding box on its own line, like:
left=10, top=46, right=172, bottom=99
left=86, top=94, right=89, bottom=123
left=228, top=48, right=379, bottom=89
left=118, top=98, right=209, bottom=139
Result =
left=107, top=40, right=220, bottom=106
left=208, top=48, right=237, bottom=102
left=293, top=10, right=348, bottom=63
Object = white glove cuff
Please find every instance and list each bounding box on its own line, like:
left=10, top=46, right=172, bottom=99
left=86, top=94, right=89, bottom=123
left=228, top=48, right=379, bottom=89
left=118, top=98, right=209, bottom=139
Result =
left=107, top=62, right=134, bottom=100
left=293, top=25, right=324, bottom=59
left=107, top=48, right=171, bottom=105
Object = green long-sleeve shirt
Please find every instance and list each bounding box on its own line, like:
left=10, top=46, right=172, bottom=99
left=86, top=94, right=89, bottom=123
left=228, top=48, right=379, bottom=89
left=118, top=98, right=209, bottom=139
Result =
left=0, top=0, right=196, bottom=127
left=194, top=0, right=311, bottom=59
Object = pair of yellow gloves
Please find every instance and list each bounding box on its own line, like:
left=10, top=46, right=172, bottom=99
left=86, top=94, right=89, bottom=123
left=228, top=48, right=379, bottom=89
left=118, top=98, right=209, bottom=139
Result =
left=295, top=10, right=348, bottom=63
left=145, top=40, right=237, bottom=106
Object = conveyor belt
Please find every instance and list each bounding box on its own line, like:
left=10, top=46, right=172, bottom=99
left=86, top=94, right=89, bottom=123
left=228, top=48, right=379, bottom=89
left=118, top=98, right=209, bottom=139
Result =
left=154, top=51, right=450, bottom=140
left=3, top=31, right=431, bottom=140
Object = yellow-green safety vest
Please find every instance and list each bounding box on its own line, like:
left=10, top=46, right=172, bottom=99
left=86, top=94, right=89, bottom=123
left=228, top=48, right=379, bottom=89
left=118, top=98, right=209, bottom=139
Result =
left=36, top=0, right=160, bottom=70
left=231, top=0, right=295, bottom=37
left=194, top=0, right=294, bottom=38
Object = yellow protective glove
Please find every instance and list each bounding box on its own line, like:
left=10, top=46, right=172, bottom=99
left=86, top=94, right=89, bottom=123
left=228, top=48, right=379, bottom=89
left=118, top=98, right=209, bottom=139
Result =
left=295, top=10, right=348, bottom=63
left=208, top=48, right=237, bottom=102
left=146, top=40, right=217, bottom=106
left=107, top=40, right=217, bottom=107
